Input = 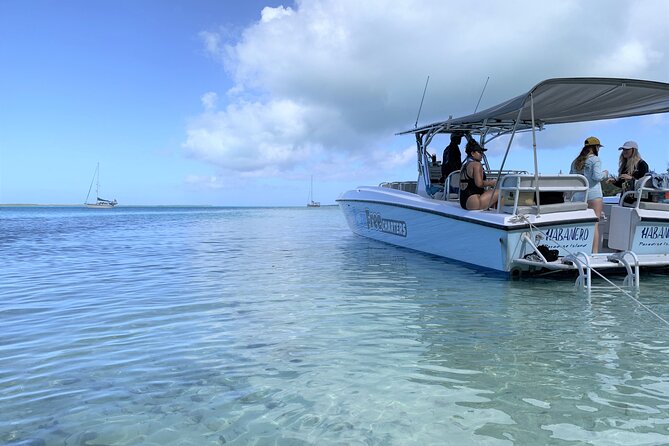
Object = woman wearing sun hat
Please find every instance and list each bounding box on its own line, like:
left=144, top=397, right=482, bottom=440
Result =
left=608, top=140, right=649, bottom=203
left=570, top=136, right=608, bottom=253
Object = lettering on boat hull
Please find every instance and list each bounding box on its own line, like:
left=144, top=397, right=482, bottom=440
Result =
left=640, top=226, right=669, bottom=240
left=540, top=225, right=593, bottom=253
left=544, top=227, right=590, bottom=242
left=365, top=209, right=408, bottom=237
left=634, top=224, right=669, bottom=253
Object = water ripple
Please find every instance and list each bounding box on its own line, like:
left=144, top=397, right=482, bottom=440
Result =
left=1, top=206, right=668, bottom=445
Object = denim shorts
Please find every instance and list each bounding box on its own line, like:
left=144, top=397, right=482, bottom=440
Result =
left=586, top=184, right=603, bottom=201
left=571, top=184, right=603, bottom=202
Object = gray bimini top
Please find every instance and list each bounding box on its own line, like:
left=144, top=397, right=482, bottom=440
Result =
left=401, top=77, right=669, bottom=137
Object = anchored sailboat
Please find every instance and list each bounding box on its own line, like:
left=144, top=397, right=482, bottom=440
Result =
left=85, top=163, right=118, bottom=208
left=307, top=175, right=320, bottom=207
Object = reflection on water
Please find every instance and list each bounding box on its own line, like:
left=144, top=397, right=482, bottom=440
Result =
left=1, top=206, right=668, bottom=445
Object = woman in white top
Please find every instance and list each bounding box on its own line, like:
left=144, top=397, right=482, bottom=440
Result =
left=569, top=136, right=608, bottom=253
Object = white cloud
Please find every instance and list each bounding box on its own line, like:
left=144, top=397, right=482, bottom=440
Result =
left=595, top=41, right=662, bottom=76
left=201, top=92, right=218, bottom=111
left=199, top=31, right=222, bottom=59
left=185, top=174, right=226, bottom=190
left=188, top=0, right=669, bottom=180
left=260, top=5, right=294, bottom=23
left=184, top=98, right=319, bottom=173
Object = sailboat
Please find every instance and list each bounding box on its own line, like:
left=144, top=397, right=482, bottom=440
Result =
left=85, top=163, right=118, bottom=208
left=307, top=175, right=320, bottom=207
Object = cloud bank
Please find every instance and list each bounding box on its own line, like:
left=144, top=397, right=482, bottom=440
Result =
left=184, top=0, right=669, bottom=182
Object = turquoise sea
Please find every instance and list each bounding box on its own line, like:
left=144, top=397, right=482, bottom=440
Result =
left=1, top=205, right=669, bottom=445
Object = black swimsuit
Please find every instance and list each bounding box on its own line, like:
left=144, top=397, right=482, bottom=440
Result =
left=459, top=160, right=485, bottom=209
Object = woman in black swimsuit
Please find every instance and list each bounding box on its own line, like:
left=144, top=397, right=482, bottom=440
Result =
left=459, top=141, right=499, bottom=210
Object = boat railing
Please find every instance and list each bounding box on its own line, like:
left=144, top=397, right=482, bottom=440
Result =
left=619, top=174, right=669, bottom=211
left=380, top=181, right=418, bottom=194
left=443, top=169, right=527, bottom=202
left=497, top=174, right=589, bottom=215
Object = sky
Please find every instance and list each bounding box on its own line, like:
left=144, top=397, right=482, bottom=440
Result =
left=1, top=0, right=668, bottom=206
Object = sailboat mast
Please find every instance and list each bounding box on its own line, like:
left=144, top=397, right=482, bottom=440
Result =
left=85, top=163, right=98, bottom=204
left=309, top=175, right=313, bottom=202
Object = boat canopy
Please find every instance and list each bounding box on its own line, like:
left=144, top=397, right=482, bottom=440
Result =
left=401, top=77, right=669, bottom=136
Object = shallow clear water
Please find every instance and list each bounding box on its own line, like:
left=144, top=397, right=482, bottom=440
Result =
left=1, top=206, right=669, bottom=445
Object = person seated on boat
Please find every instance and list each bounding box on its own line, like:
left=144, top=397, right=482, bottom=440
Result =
left=440, top=132, right=463, bottom=185
left=459, top=141, right=499, bottom=210
left=606, top=140, right=649, bottom=203
left=569, top=136, right=608, bottom=253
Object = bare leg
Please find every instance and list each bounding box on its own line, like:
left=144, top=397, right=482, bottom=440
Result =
left=465, top=194, right=481, bottom=210
left=466, top=190, right=500, bottom=210
left=588, top=198, right=603, bottom=253
left=480, top=189, right=500, bottom=209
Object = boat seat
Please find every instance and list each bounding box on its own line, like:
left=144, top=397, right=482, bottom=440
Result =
left=620, top=191, right=669, bottom=210
left=445, top=171, right=460, bottom=201
left=636, top=201, right=669, bottom=211
left=503, top=201, right=588, bottom=215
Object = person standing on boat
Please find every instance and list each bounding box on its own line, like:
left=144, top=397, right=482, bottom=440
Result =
left=569, top=136, right=608, bottom=253
left=607, top=140, right=649, bottom=203
left=459, top=141, right=498, bottom=210
left=440, top=132, right=463, bottom=184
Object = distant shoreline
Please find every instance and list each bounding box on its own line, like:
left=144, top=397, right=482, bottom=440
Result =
left=0, top=204, right=215, bottom=207
left=0, top=203, right=337, bottom=208
left=0, top=203, right=84, bottom=207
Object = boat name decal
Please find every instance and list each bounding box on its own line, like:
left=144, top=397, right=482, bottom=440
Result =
left=640, top=226, right=669, bottom=240
left=365, top=210, right=407, bottom=237
left=544, top=227, right=590, bottom=242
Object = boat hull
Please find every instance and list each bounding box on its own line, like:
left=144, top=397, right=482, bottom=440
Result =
left=608, top=206, right=669, bottom=254
left=337, top=187, right=602, bottom=273
left=85, top=203, right=117, bottom=209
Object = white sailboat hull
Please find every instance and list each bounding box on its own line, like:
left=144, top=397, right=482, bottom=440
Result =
left=85, top=202, right=117, bottom=209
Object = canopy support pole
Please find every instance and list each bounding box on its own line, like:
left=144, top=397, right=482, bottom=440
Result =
left=530, top=93, right=541, bottom=217
left=416, top=132, right=433, bottom=197
left=489, top=107, right=523, bottom=212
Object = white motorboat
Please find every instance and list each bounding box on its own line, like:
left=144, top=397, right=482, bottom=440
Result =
left=85, top=163, right=118, bottom=208
left=338, top=78, right=669, bottom=287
